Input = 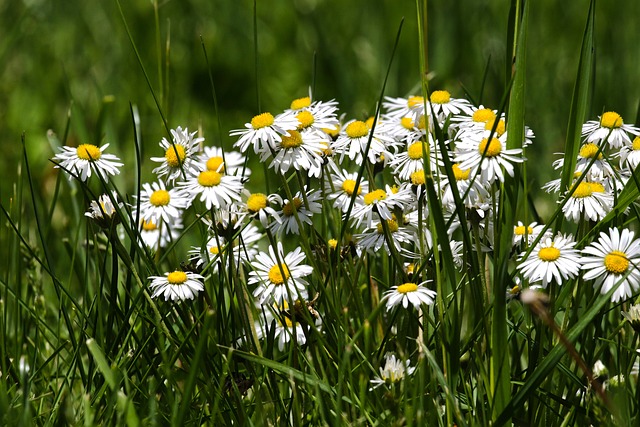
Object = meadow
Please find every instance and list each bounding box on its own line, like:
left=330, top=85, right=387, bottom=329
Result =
left=2, top=0, right=640, bottom=425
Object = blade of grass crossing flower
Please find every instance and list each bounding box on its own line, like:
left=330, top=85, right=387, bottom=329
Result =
left=555, top=0, right=595, bottom=234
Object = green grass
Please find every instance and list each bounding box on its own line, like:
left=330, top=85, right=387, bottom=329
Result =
left=2, top=0, right=640, bottom=425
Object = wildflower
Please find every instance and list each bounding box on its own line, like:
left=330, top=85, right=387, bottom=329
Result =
left=256, top=300, right=320, bottom=351
left=382, top=280, right=436, bottom=311
left=331, top=118, right=396, bottom=165
left=439, top=163, right=490, bottom=211
left=582, top=111, right=639, bottom=149
left=350, top=184, right=414, bottom=228
left=53, top=143, right=123, bottom=182
left=622, top=303, right=640, bottom=333
left=150, top=127, right=204, bottom=183
left=85, top=193, right=120, bottom=228
left=288, top=97, right=339, bottom=134
left=388, top=136, right=441, bottom=181
left=552, top=142, right=616, bottom=182
left=139, top=216, right=183, bottom=250
left=450, top=105, right=498, bottom=132
left=593, top=360, right=608, bottom=379
left=581, top=228, right=640, bottom=302
left=199, top=146, right=251, bottom=179
left=562, top=180, right=613, bottom=222
left=189, top=223, right=261, bottom=272
left=136, top=181, right=188, bottom=225
left=619, top=136, right=640, bottom=171
left=383, top=95, right=427, bottom=122
left=249, top=242, right=312, bottom=304
left=326, top=168, right=369, bottom=213
left=512, top=221, right=547, bottom=247
left=270, top=188, right=322, bottom=236
left=517, top=234, right=581, bottom=287
left=231, top=110, right=299, bottom=155
left=383, top=114, right=427, bottom=144
left=369, top=353, right=416, bottom=389
left=148, top=270, right=205, bottom=301
left=179, top=169, right=244, bottom=210
left=455, top=133, right=524, bottom=184
left=267, top=129, right=327, bottom=177
left=355, top=216, right=415, bottom=256
left=243, top=192, right=283, bottom=227
left=428, top=89, right=473, bottom=123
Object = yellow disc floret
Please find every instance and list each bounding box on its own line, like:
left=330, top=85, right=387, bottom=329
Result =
left=430, top=90, right=451, bottom=104
left=397, top=282, right=418, bottom=293
left=282, top=197, right=304, bottom=216
left=478, top=137, right=502, bottom=157
left=296, top=111, right=315, bottom=130
left=268, top=264, right=290, bottom=285
left=76, top=144, right=102, bottom=161
left=600, top=111, right=623, bottom=129
left=604, top=250, right=629, bottom=274
left=633, top=137, right=640, bottom=151
left=484, top=118, right=506, bottom=136
left=472, top=108, right=496, bottom=123
left=165, top=145, right=186, bottom=168
left=345, top=121, right=369, bottom=138
left=410, top=170, right=426, bottom=186
left=328, top=239, right=338, bottom=250
left=198, top=170, right=222, bottom=187
left=251, top=112, right=275, bottom=129
left=401, top=117, right=415, bottom=130
left=280, top=130, right=303, bottom=149
left=407, top=142, right=426, bottom=160
left=514, top=225, right=534, bottom=236
left=290, top=96, right=311, bottom=110
left=364, top=189, right=387, bottom=205
left=142, top=220, right=157, bottom=231
left=342, top=179, right=361, bottom=196
left=150, top=190, right=170, bottom=206
left=579, top=143, right=603, bottom=159
left=452, top=163, right=470, bottom=181
left=407, top=96, right=424, bottom=108
left=206, top=156, right=225, bottom=172
left=538, top=246, right=561, bottom=262
left=167, top=271, right=187, bottom=285
left=209, top=246, right=220, bottom=255
left=247, top=193, right=268, bottom=213
left=571, top=181, right=592, bottom=198
left=376, top=219, right=399, bottom=234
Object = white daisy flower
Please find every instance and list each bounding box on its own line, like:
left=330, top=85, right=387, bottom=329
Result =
left=189, top=223, right=261, bottom=273
left=350, top=184, right=414, bottom=228
left=267, top=129, right=327, bottom=177
left=552, top=142, right=616, bottom=182
left=150, top=127, right=204, bottom=183
left=255, top=300, right=320, bottom=351
left=517, top=233, right=581, bottom=287
left=450, top=105, right=498, bottom=132
left=243, top=192, right=283, bottom=227
left=326, top=168, right=369, bottom=213
left=331, top=119, right=396, bottom=165
left=369, top=353, right=416, bottom=390
left=388, top=136, right=442, bottom=180
left=355, top=217, right=415, bottom=256
left=53, top=143, right=123, bottom=182
left=136, top=181, right=188, bottom=225
left=512, top=221, right=548, bottom=248
left=561, top=180, right=613, bottom=222
left=383, top=95, right=428, bottom=121
left=199, top=145, right=250, bottom=179
left=139, top=216, right=183, bottom=250
left=382, top=114, right=427, bottom=144
left=85, top=193, right=120, bottom=228
left=179, top=169, right=244, bottom=210
left=270, top=188, right=322, bottom=236
left=148, top=270, right=204, bottom=302
left=581, top=228, right=640, bottom=302
left=619, top=136, right=640, bottom=171
left=439, top=163, right=490, bottom=211
left=249, top=242, right=313, bottom=304
left=429, top=90, right=473, bottom=123
left=290, top=98, right=339, bottom=132
left=231, top=111, right=299, bottom=155
left=382, top=280, right=436, bottom=311
left=455, top=133, right=524, bottom=184
left=582, top=111, right=639, bottom=149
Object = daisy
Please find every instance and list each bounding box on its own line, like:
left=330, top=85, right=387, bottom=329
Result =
left=150, top=127, right=204, bottom=183
left=53, top=143, right=123, bottom=182
left=369, top=353, right=416, bottom=390
left=148, top=270, right=204, bottom=302
left=179, top=169, right=244, bottom=210
left=267, top=129, right=327, bottom=177
left=270, top=188, right=322, bottom=236
left=139, top=216, right=183, bottom=250
left=512, top=221, right=548, bottom=247
left=621, top=303, right=640, bottom=333
left=439, top=163, right=490, bottom=212
left=256, top=300, right=319, bottom=351
left=189, top=223, right=261, bottom=272
left=136, top=181, right=188, bottom=225
left=582, top=111, right=639, bottom=149
left=231, top=110, right=299, bottom=155
left=249, top=242, right=313, bottom=304
left=355, top=217, right=415, bottom=256
left=619, top=136, right=640, bottom=171
left=561, top=180, right=613, bottom=222
left=331, top=119, right=396, bottom=165
left=428, top=90, right=473, bottom=123
left=326, top=168, right=369, bottom=213
left=383, top=95, right=427, bottom=122
left=382, top=280, right=436, bottom=311
left=85, top=193, right=120, bottom=228
left=350, top=184, right=414, bottom=228
left=517, top=233, right=581, bottom=287
left=289, top=98, right=339, bottom=133
left=382, top=115, right=427, bottom=144
left=581, top=228, right=640, bottom=302
left=388, top=136, right=441, bottom=180
left=199, top=145, right=250, bottom=179
left=450, top=105, right=498, bottom=132
left=552, top=142, right=616, bottom=181
left=455, top=133, right=524, bottom=184
left=243, top=192, right=283, bottom=227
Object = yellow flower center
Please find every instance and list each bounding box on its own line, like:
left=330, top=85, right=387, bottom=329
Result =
left=247, top=193, right=268, bottom=213
left=167, top=271, right=187, bottom=284
left=206, top=156, right=225, bottom=172
left=282, top=197, right=303, bottom=216
left=345, top=120, right=369, bottom=138
left=604, top=250, right=629, bottom=274
left=407, top=96, right=424, bottom=108
left=538, top=246, right=561, bottom=262
left=452, top=163, right=470, bottom=181
left=514, top=225, right=534, bottom=236
left=364, top=189, right=386, bottom=205
left=472, top=108, right=496, bottom=123
left=76, top=144, right=102, bottom=161
left=296, top=111, right=315, bottom=130
left=417, top=115, right=427, bottom=130
left=268, top=264, right=290, bottom=285
left=406, top=263, right=415, bottom=274
left=407, top=142, right=426, bottom=160
left=376, top=219, right=399, bottom=234
left=589, top=182, right=605, bottom=193
left=400, top=117, right=415, bottom=130
left=323, top=124, right=341, bottom=138
left=397, top=282, right=418, bottom=293
left=280, top=130, right=303, bottom=149
left=251, top=112, right=275, bottom=129
left=197, top=170, right=222, bottom=187
left=410, top=170, right=426, bottom=186
left=571, top=181, right=592, bottom=198
left=342, top=179, right=361, bottom=196
left=328, top=239, right=338, bottom=250
left=365, top=117, right=376, bottom=129
left=484, top=118, right=506, bottom=136
left=290, top=96, right=311, bottom=110
left=478, top=137, right=502, bottom=157
left=209, top=246, right=220, bottom=255
left=600, top=111, right=623, bottom=129
left=430, top=90, right=451, bottom=104
left=633, top=136, right=640, bottom=151
left=579, top=143, right=603, bottom=160
left=142, top=220, right=157, bottom=231
left=164, top=145, right=186, bottom=168
left=149, top=190, right=170, bottom=206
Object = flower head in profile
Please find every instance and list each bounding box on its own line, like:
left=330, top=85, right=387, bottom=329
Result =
left=231, top=110, right=299, bottom=155
left=85, top=193, right=121, bottom=229
left=369, top=353, right=416, bottom=390
left=581, top=228, right=640, bottom=302
left=150, top=127, right=204, bottom=183
left=428, top=89, right=473, bottom=123
left=512, top=221, right=548, bottom=248
left=53, top=143, right=123, bottom=182
left=148, top=270, right=205, bottom=302
left=517, top=233, right=581, bottom=287
left=139, top=216, right=183, bottom=250
left=331, top=118, right=396, bottom=165
left=582, top=111, right=639, bottom=149
left=382, top=280, right=436, bottom=311
left=270, top=188, right=322, bottom=236
left=562, top=180, right=613, bottom=223
left=199, top=146, right=251, bottom=179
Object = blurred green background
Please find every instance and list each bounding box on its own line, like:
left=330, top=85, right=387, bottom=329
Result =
left=1, top=0, right=639, bottom=211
